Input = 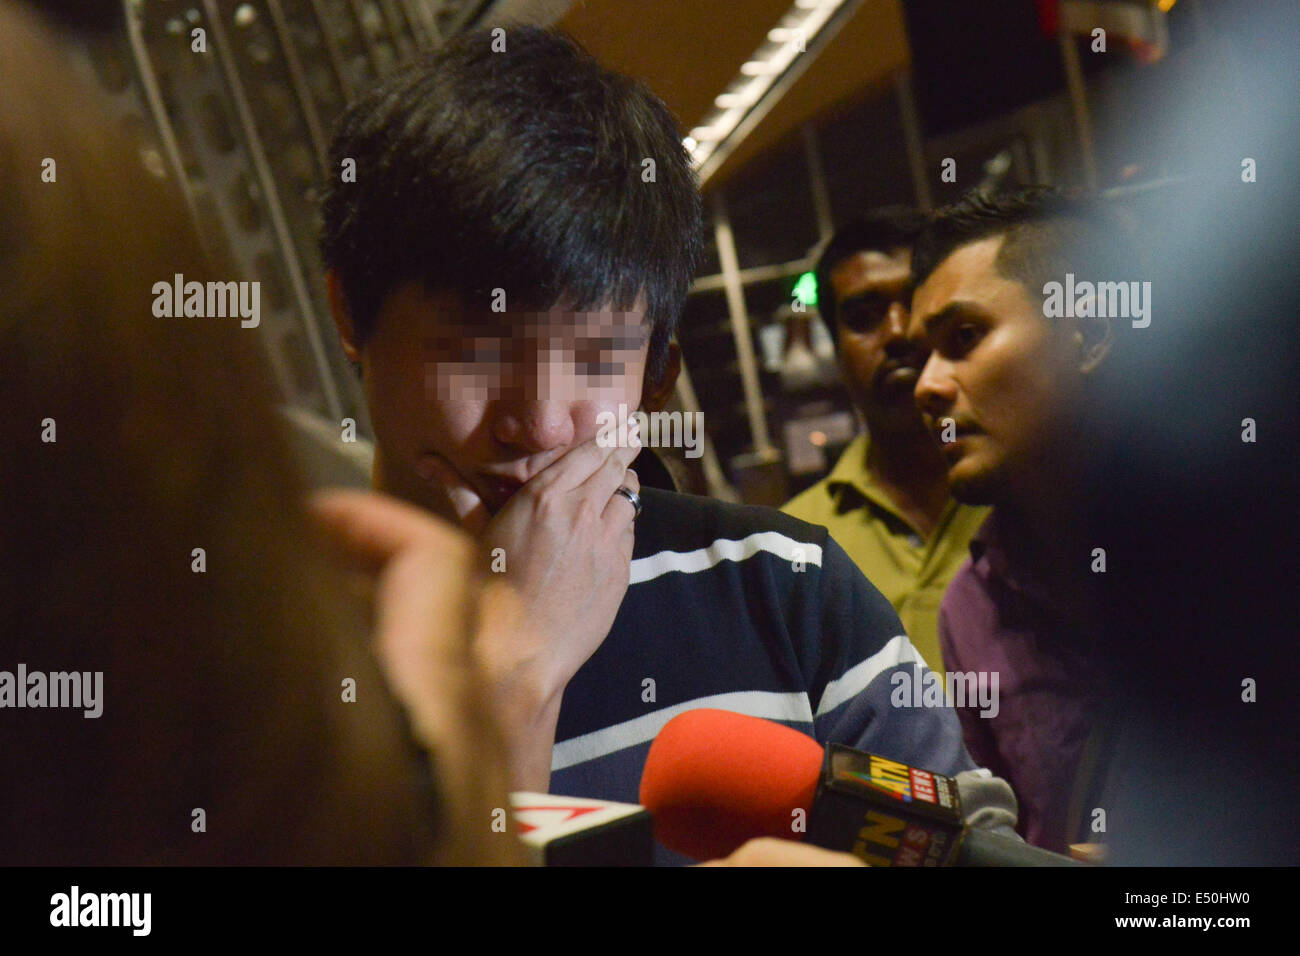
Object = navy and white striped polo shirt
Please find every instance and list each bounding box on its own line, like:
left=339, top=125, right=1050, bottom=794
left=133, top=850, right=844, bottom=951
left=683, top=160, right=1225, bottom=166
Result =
left=549, top=487, right=977, bottom=858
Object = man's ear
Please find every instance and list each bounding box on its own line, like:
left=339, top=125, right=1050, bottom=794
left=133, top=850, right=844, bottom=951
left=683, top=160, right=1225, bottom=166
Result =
left=326, top=270, right=362, bottom=363
left=640, top=340, right=681, bottom=413
left=1075, top=315, right=1113, bottom=375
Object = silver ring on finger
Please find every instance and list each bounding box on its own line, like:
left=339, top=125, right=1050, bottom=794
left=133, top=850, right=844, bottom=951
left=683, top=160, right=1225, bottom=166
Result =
left=613, top=485, right=642, bottom=519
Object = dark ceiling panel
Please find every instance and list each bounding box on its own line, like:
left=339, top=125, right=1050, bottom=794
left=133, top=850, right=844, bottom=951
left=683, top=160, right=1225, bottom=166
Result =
left=560, top=0, right=793, bottom=130
left=561, top=0, right=912, bottom=188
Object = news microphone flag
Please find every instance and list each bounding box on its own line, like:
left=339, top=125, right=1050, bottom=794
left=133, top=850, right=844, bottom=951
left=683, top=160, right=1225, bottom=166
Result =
left=510, top=793, right=653, bottom=866
left=807, top=744, right=963, bottom=866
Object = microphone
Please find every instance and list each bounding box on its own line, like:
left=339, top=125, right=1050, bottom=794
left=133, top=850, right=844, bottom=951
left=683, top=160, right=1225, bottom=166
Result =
left=638, top=709, right=1081, bottom=866
left=510, top=793, right=653, bottom=866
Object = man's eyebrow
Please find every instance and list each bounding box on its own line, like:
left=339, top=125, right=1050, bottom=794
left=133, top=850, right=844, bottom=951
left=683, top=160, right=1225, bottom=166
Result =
left=921, top=301, right=995, bottom=336
left=839, top=286, right=908, bottom=308
left=575, top=326, right=649, bottom=347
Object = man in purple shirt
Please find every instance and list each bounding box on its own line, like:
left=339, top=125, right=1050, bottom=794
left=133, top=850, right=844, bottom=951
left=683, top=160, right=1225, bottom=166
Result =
left=903, top=188, right=1142, bottom=852
left=933, top=515, right=1105, bottom=851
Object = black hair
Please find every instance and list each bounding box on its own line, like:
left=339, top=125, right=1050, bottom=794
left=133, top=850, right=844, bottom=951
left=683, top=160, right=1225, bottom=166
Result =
left=319, top=26, right=703, bottom=385
left=911, top=186, right=1141, bottom=300
left=814, top=207, right=926, bottom=341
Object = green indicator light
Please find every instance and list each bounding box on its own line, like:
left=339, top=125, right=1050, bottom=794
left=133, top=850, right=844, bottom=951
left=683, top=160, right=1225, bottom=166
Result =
left=792, top=271, right=818, bottom=308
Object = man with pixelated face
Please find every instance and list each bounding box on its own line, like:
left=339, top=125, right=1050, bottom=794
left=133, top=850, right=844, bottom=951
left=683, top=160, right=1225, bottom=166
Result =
left=321, top=27, right=980, bottom=855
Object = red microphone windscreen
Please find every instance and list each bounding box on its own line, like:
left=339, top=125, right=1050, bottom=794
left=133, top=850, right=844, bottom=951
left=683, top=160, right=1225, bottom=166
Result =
left=638, top=709, right=824, bottom=861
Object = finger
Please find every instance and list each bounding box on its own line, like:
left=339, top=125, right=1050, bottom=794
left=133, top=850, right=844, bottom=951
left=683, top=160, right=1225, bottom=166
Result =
left=309, top=488, right=473, bottom=572
left=620, top=514, right=635, bottom=562
left=602, top=467, right=641, bottom=523
left=615, top=432, right=643, bottom=470
left=533, top=417, right=642, bottom=493
left=585, top=435, right=643, bottom=515
left=417, top=454, right=490, bottom=536
left=370, top=550, right=483, bottom=767
left=373, top=547, right=474, bottom=665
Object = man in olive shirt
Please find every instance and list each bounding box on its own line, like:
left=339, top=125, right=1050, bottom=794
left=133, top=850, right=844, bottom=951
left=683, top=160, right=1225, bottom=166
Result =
left=783, top=211, right=989, bottom=670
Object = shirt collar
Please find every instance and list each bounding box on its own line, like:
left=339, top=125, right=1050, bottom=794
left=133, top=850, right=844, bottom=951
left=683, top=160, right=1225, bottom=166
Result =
left=824, top=432, right=903, bottom=517
left=971, top=511, right=1063, bottom=614
left=826, top=432, right=972, bottom=546
left=969, top=511, right=999, bottom=563
left=824, top=433, right=871, bottom=497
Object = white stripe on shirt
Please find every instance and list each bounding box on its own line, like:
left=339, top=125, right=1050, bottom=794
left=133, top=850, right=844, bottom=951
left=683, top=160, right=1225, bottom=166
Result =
left=629, top=532, right=824, bottom=585
left=814, top=634, right=926, bottom=718
left=551, top=689, right=814, bottom=772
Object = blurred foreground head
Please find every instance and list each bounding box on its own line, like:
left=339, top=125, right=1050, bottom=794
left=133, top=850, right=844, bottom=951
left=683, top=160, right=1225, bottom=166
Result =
left=0, top=1, right=503, bottom=865
left=1068, top=4, right=1300, bottom=864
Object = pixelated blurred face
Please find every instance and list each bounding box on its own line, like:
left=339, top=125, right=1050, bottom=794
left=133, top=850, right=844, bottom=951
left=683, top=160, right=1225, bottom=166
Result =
left=829, top=247, right=926, bottom=428
left=360, top=282, right=650, bottom=517
left=909, top=236, right=1081, bottom=505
